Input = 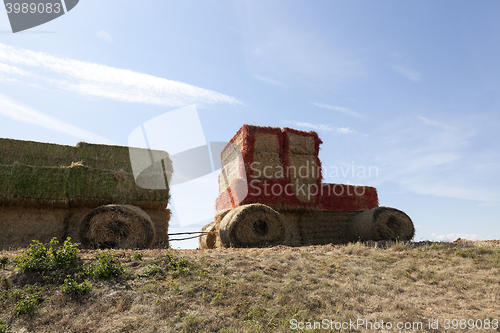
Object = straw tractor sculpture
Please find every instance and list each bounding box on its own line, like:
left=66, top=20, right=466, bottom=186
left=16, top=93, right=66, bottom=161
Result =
left=0, top=139, right=171, bottom=250
left=199, top=125, right=414, bottom=249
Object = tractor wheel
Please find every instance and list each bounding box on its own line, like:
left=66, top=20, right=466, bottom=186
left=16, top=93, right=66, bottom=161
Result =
left=199, top=221, right=217, bottom=249
left=219, top=204, right=285, bottom=248
left=80, top=204, right=155, bottom=249
left=348, top=207, right=415, bottom=242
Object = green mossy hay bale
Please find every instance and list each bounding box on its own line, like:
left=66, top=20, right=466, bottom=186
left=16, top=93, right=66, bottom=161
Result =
left=0, top=164, right=169, bottom=207
left=219, top=204, right=285, bottom=248
left=80, top=204, right=155, bottom=249
left=0, top=138, right=74, bottom=167
left=346, top=207, right=415, bottom=242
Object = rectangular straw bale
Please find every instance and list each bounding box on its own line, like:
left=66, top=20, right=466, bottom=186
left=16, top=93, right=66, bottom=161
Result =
left=286, top=154, right=321, bottom=180
left=219, top=156, right=245, bottom=193
left=0, top=138, right=74, bottom=167
left=285, top=131, right=316, bottom=155
left=319, top=184, right=378, bottom=211
left=254, top=132, right=281, bottom=153
left=251, top=152, right=283, bottom=179
left=6, top=164, right=69, bottom=201
left=296, top=210, right=358, bottom=245
left=0, top=164, right=169, bottom=206
left=75, top=142, right=133, bottom=172
left=283, top=127, right=322, bottom=156
left=290, top=177, right=318, bottom=202
left=66, top=165, right=170, bottom=204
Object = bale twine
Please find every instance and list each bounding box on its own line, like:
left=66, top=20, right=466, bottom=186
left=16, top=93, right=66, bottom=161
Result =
left=219, top=204, right=285, bottom=248
left=199, top=221, right=217, bottom=249
left=80, top=204, right=155, bottom=249
left=347, top=206, right=415, bottom=242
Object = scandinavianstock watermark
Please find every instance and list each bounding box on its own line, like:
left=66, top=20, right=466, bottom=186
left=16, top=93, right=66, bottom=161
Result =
left=290, top=318, right=499, bottom=331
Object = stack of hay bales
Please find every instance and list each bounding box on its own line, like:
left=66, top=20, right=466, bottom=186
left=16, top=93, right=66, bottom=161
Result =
left=0, top=138, right=172, bottom=249
left=282, top=127, right=322, bottom=203
left=202, top=124, right=415, bottom=249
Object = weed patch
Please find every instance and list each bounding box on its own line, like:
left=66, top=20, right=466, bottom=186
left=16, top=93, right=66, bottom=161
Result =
left=85, top=251, right=124, bottom=279
left=60, top=276, right=92, bottom=297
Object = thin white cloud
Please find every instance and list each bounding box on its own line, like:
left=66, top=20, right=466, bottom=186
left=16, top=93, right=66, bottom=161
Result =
left=392, top=65, right=421, bottom=81
left=0, top=63, right=31, bottom=76
left=0, top=43, right=240, bottom=107
left=0, top=94, right=116, bottom=144
left=431, top=233, right=478, bottom=241
left=253, top=74, right=286, bottom=87
left=97, top=31, right=113, bottom=42
left=310, top=102, right=367, bottom=119
left=418, top=116, right=452, bottom=129
left=284, top=121, right=357, bottom=134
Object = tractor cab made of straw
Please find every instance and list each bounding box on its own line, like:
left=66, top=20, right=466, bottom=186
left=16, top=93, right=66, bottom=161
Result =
left=199, top=125, right=414, bottom=249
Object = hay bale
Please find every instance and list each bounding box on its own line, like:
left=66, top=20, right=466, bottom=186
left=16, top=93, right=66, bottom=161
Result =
left=0, top=138, right=74, bottom=168
left=347, top=207, right=415, bottom=242
left=283, top=127, right=322, bottom=155
left=286, top=154, right=320, bottom=179
left=294, top=210, right=359, bottom=245
left=199, top=221, right=217, bottom=249
left=0, top=163, right=169, bottom=209
left=251, top=152, right=283, bottom=179
left=219, top=204, right=285, bottom=248
left=254, top=132, right=281, bottom=153
left=319, top=184, right=379, bottom=211
left=284, top=130, right=316, bottom=155
left=80, top=204, right=155, bottom=249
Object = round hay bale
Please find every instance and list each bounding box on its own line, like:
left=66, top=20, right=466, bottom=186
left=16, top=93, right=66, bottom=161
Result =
left=80, top=204, right=155, bottom=249
left=347, top=206, right=414, bottom=242
left=199, top=221, right=217, bottom=249
left=219, top=204, right=285, bottom=248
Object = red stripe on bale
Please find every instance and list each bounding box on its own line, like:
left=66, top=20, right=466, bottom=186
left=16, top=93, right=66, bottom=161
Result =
left=319, top=184, right=379, bottom=211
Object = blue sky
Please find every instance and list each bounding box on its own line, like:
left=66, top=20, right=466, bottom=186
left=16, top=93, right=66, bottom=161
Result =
left=1, top=1, right=499, bottom=249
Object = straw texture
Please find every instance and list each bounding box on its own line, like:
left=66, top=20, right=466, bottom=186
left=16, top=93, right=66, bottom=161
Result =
left=347, top=207, right=415, bottom=242
left=80, top=204, right=155, bottom=249
left=218, top=204, right=285, bottom=248
left=199, top=221, right=217, bottom=249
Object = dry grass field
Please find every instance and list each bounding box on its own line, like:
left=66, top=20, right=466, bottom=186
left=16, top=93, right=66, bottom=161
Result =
left=1, top=239, right=500, bottom=332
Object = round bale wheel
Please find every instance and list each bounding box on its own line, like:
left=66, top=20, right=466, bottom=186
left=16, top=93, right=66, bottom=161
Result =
left=80, top=204, right=155, bottom=249
left=199, top=221, right=217, bottom=249
left=348, top=206, right=415, bottom=242
left=219, top=204, right=285, bottom=248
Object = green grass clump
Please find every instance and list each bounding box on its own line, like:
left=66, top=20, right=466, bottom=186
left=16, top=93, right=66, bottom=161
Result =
left=138, top=264, right=164, bottom=278
left=85, top=251, right=124, bottom=279
left=14, top=292, right=41, bottom=316
left=165, top=249, right=188, bottom=273
left=60, top=276, right=92, bottom=297
left=131, top=252, right=143, bottom=261
left=14, top=238, right=79, bottom=273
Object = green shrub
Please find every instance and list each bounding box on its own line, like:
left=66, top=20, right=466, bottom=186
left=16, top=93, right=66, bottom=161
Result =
left=60, top=276, right=92, bottom=297
left=0, top=257, right=9, bottom=269
left=85, top=251, right=124, bottom=279
left=15, top=292, right=41, bottom=316
left=131, top=252, right=143, bottom=261
left=14, top=238, right=79, bottom=273
left=138, top=264, right=164, bottom=278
